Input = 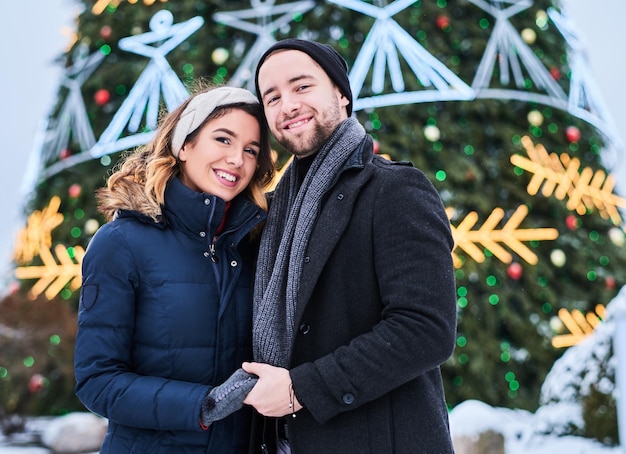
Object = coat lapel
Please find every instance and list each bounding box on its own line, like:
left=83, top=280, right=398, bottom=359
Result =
left=295, top=159, right=375, bottom=324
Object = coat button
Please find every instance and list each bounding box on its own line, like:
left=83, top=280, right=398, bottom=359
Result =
left=204, top=198, right=211, bottom=205
left=230, top=260, right=238, bottom=267
left=304, top=256, right=310, bottom=263
left=342, top=393, right=355, bottom=405
left=299, top=323, right=310, bottom=335
left=337, top=193, right=344, bottom=200
left=199, top=231, right=206, bottom=237
left=203, top=252, right=210, bottom=258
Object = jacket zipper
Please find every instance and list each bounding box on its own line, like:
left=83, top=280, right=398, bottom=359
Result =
left=209, top=239, right=218, bottom=263
left=208, top=206, right=263, bottom=263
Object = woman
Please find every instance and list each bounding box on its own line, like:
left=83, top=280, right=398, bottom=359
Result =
left=74, top=85, right=275, bottom=453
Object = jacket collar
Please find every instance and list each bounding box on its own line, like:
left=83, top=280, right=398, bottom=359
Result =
left=165, top=176, right=266, bottom=241
left=115, top=177, right=265, bottom=242
left=163, top=177, right=224, bottom=235
left=326, top=134, right=373, bottom=189
left=344, top=134, right=373, bottom=170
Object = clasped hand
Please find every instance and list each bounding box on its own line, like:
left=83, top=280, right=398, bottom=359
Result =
left=242, top=362, right=303, bottom=417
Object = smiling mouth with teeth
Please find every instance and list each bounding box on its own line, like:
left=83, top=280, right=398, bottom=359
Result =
left=216, top=170, right=237, bottom=182
left=287, top=119, right=308, bottom=129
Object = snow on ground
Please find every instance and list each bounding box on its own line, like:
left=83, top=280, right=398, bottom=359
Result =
left=450, top=399, right=621, bottom=453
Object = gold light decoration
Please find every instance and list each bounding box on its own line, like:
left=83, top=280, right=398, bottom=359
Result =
left=13, top=196, right=83, bottom=300
left=92, top=0, right=122, bottom=14
left=447, top=205, right=559, bottom=268
left=512, top=136, right=626, bottom=225
left=14, top=196, right=64, bottom=264
left=264, top=153, right=293, bottom=192
left=15, top=245, right=85, bottom=301
left=92, top=0, right=168, bottom=15
left=551, top=304, right=606, bottom=348
left=61, top=25, right=78, bottom=52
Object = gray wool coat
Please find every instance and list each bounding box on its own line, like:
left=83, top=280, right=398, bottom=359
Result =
left=252, top=137, right=457, bottom=454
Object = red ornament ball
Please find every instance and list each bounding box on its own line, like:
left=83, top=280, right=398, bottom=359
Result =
left=565, top=214, right=578, bottom=230
left=69, top=183, right=82, bottom=198
left=28, top=374, right=45, bottom=393
left=606, top=276, right=616, bottom=290
left=507, top=262, right=523, bottom=280
left=94, top=88, right=111, bottom=106
left=373, top=140, right=380, bottom=154
left=100, top=25, right=112, bottom=40
left=549, top=66, right=561, bottom=80
left=436, top=15, right=450, bottom=30
left=8, top=281, right=19, bottom=295
left=565, top=125, right=581, bottom=143
left=59, top=148, right=71, bottom=160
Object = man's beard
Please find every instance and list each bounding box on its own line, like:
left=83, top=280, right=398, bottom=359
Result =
left=279, top=102, right=343, bottom=158
left=281, top=122, right=331, bottom=158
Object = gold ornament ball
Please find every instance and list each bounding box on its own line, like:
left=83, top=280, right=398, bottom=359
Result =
left=85, top=219, right=101, bottom=235
left=550, top=249, right=566, bottom=267
left=423, top=125, right=441, bottom=142
left=527, top=110, right=543, bottom=127
left=212, top=48, right=229, bottom=65
left=609, top=227, right=625, bottom=247
left=549, top=315, right=563, bottom=333
left=535, top=10, right=549, bottom=29
left=521, top=28, right=536, bottom=45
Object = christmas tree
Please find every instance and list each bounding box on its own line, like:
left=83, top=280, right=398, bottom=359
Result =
left=6, top=0, right=626, bottom=441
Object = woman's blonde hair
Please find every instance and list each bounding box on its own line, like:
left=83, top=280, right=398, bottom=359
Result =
left=96, top=83, right=274, bottom=223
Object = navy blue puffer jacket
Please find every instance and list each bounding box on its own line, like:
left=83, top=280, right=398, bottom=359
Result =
left=74, top=177, right=266, bottom=453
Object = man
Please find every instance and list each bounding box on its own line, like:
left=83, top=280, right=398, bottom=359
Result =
left=243, top=38, right=457, bottom=453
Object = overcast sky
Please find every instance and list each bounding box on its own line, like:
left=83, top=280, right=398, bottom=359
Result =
left=0, top=0, right=624, bottom=285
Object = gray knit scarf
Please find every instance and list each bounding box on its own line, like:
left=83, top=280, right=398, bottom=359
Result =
left=253, top=117, right=366, bottom=367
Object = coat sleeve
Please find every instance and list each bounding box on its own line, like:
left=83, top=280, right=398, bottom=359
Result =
left=290, top=165, right=457, bottom=424
left=74, top=223, right=208, bottom=431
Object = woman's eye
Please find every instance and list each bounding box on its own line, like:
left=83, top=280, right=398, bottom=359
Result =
left=216, top=137, right=230, bottom=144
left=245, top=148, right=259, bottom=157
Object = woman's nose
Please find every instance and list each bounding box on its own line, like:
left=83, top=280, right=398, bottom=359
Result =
left=226, top=149, right=244, bottom=167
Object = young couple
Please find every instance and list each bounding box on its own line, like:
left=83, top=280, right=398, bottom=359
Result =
left=74, top=39, right=458, bottom=454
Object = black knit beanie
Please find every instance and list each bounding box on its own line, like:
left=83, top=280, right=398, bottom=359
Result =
left=254, top=38, right=353, bottom=116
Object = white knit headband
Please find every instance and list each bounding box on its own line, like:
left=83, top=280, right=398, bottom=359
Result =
left=171, top=86, right=260, bottom=157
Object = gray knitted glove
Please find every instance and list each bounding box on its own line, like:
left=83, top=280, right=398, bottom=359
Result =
left=200, top=368, right=258, bottom=426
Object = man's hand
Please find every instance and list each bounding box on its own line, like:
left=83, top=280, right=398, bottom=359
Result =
left=242, top=362, right=303, bottom=417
